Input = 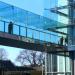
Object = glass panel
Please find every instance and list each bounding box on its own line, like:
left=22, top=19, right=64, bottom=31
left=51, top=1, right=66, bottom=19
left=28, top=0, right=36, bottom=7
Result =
left=66, top=56, right=71, bottom=72
left=47, top=53, right=51, bottom=72
left=51, top=34, right=58, bottom=43
left=40, top=32, right=45, bottom=42
left=0, top=1, right=68, bottom=30
left=52, top=54, right=57, bottom=72
left=46, top=52, right=71, bottom=75
left=27, top=28, right=33, bottom=38
left=0, top=21, right=4, bottom=32
left=57, top=54, right=65, bottom=72
left=56, top=35, right=60, bottom=44
left=33, top=30, right=40, bottom=40
left=5, top=22, right=9, bottom=33
left=20, top=26, right=26, bottom=37
left=45, top=33, right=50, bottom=42
left=13, top=24, right=19, bottom=35
left=58, top=0, right=68, bottom=24
left=44, top=0, right=58, bottom=20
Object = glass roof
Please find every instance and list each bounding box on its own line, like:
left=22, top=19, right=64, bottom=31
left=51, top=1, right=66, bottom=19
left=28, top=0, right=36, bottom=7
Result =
left=0, top=1, right=67, bottom=30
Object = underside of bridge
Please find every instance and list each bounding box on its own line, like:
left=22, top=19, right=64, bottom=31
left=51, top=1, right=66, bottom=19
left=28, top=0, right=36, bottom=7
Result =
left=0, top=31, right=67, bottom=52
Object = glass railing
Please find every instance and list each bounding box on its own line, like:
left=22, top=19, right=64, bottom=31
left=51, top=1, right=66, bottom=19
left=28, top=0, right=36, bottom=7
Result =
left=0, top=20, right=65, bottom=45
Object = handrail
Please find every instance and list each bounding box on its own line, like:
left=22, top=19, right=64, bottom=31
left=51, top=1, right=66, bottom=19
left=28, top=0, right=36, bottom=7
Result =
left=0, top=19, right=66, bottom=45
left=0, top=19, right=63, bottom=37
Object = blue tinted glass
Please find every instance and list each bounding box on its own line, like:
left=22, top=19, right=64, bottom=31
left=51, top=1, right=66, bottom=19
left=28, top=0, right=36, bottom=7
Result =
left=33, top=30, right=40, bottom=40
left=5, top=22, right=9, bottom=33
left=40, top=32, right=45, bottom=41
left=0, top=1, right=67, bottom=30
left=0, top=21, right=4, bottom=32
left=27, top=28, right=33, bottom=38
left=13, top=25, right=19, bottom=35
left=20, top=27, right=26, bottom=37
left=45, top=33, right=50, bottom=42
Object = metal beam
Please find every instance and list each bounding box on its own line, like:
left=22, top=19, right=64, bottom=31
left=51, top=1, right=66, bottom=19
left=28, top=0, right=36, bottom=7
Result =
left=51, top=5, right=68, bottom=10
left=45, top=5, right=68, bottom=17
left=47, top=28, right=68, bottom=35
left=50, top=9, right=68, bottom=17
left=50, top=25, right=75, bottom=29
left=0, top=32, right=67, bottom=52
left=44, top=5, right=68, bottom=11
left=50, top=25, right=68, bottom=29
left=0, top=6, right=11, bottom=12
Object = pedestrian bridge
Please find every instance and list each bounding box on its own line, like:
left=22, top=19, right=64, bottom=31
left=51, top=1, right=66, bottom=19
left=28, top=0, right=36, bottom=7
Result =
left=0, top=1, right=68, bottom=52
left=0, top=20, right=67, bottom=52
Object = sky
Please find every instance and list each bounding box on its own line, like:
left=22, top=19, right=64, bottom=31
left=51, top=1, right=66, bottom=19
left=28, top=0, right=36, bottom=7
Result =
left=0, top=45, right=23, bottom=65
left=0, top=0, right=68, bottom=65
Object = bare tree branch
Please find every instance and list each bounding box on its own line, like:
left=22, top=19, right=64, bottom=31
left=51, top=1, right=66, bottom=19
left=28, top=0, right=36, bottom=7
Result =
left=0, top=48, right=8, bottom=60
left=16, top=49, right=45, bottom=66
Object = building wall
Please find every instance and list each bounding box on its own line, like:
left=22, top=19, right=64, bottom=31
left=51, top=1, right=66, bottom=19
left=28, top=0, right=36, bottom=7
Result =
left=31, top=70, right=42, bottom=75
left=46, top=52, right=71, bottom=75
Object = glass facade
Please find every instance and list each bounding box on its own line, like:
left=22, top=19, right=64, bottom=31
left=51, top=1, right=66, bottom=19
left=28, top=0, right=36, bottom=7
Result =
left=46, top=52, right=71, bottom=75
left=0, top=1, right=67, bottom=30
left=44, top=0, right=68, bottom=30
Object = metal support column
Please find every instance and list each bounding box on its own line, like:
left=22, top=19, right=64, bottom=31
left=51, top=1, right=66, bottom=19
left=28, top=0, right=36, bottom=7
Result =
left=44, top=44, right=47, bottom=75
left=45, top=52, right=47, bottom=75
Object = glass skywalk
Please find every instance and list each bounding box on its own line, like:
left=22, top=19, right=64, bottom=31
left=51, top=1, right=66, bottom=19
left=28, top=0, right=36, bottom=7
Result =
left=0, top=1, right=67, bottom=30
left=0, top=20, right=62, bottom=45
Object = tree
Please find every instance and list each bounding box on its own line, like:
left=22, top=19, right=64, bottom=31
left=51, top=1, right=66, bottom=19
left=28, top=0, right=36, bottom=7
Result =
left=0, top=48, right=8, bottom=60
left=16, top=49, right=45, bottom=66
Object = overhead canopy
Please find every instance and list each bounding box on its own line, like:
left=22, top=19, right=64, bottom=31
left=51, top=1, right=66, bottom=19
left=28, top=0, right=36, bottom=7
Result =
left=0, top=1, right=67, bottom=30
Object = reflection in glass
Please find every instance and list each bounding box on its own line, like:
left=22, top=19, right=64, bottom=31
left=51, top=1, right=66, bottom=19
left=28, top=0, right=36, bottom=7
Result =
left=46, top=52, right=71, bottom=75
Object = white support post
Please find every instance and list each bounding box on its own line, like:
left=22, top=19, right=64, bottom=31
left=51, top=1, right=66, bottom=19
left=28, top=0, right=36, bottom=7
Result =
left=45, top=52, right=47, bottom=75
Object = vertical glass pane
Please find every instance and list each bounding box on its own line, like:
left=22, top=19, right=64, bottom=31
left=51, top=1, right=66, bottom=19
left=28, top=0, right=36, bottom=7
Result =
left=40, top=32, right=45, bottom=42
left=45, top=33, right=50, bottom=42
left=44, top=0, right=58, bottom=20
left=56, top=36, right=60, bottom=44
left=33, top=30, right=39, bottom=40
left=0, top=21, right=4, bottom=32
left=57, top=54, right=65, bottom=72
left=20, top=27, right=26, bottom=37
left=27, top=28, right=33, bottom=38
left=51, top=34, right=58, bottom=43
left=66, top=56, right=71, bottom=72
left=52, top=54, right=57, bottom=72
left=47, top=53, right=51, bottom=72
left=5, top=22, right=9, bottom=33
left=58, top=0, right=68, bottom=24
left=13, top=25, right=19, bottom=35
